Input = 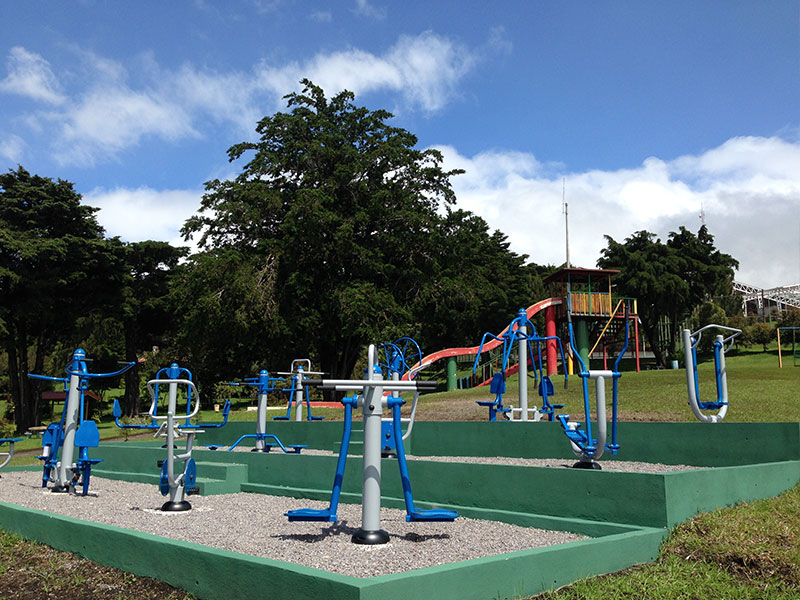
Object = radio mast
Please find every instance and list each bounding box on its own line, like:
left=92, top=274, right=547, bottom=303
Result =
left=563, top=177, right=571, bottom=267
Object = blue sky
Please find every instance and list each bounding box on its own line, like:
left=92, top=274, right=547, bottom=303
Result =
left=1, top=0, right=799, bottom=289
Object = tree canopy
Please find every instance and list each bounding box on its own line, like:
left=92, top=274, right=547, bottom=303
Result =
left=597, top=225, right=738, bottom=366
left=179, top=80, right=537, bottom=386
left=0, top=166, right=125, bottom=430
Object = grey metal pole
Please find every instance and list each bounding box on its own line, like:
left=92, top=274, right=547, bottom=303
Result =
left=518, top=310, right=529, bottom=421
left=53, top=358, right=82, bottom=492
left=353, top=345, right=389, bottom=544
left=255, top=388, right=267, bottom=451
left=294, top=366, right=305, bottom=422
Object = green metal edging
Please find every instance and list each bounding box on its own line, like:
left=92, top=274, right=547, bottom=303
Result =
left=0, top=501, right=663, bottom=600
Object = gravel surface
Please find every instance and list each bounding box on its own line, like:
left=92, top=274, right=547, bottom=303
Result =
left=406, top=455, right=703, bottom=472
left=0, top=472, right=586, bottom=578
left=294, top=448, right=702, bottom=473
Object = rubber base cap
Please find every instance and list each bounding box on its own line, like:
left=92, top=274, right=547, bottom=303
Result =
left=250, top=448, right=270, bottom=453
left=161, top=500, right=192, bottom=512
left=50, top=484, right=69, bottom=493
left=352, top=528, right=390, bottom=545
left=572, top=460, right=602, bottom=470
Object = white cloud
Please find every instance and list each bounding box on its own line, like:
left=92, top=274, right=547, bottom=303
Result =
left=3, top=33, right=477, bottom=166
left=353, top=0, right=386, bottom=20
left=56, top=88, right=197, bottom=165
left=0, top=47, right=66, bottom=104
left=309, top=9, right=332, bottom=22
left=438, top=136, right=800, bottom=289
left=84, top=186, right=203, bottom=251
left=0, top=134, right=25, bottom=164
left=253, top=31, right=474, bottom=113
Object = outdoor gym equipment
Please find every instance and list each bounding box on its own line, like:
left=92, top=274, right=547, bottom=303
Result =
left=0, top=438, right=23, bottom=474
left=145, top=372, right=203, bottom=511
left=226, top=370, right=306, bottom=453
left=286, top=344, right=457, bottom=545
left=557, top=309, right=630, bottom=469
left=112, top=363, right=230, bottom=432
left=376, top=337, right=424, bottom=456
left=28, top=349, right=136, bottom=494
left=473, top=308, right=567, bottom=422
left=683, top=324, right=742, bottom=423
left=274, top=359, right=325, bottom=421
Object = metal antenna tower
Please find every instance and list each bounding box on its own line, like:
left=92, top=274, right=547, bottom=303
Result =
left=563, top=178, right=570, bottom=267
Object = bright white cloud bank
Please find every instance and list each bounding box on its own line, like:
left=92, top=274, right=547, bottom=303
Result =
left=84, top=186, right=203, bottom=251
left=86, top=135, right=800, bottom=291
left=439, top=136, right=800, bottom=289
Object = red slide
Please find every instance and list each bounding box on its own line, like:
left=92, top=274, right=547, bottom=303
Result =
left=403, top=297, right=562, bottom=379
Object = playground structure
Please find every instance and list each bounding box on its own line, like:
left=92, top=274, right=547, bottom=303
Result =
left=683, top=324, right=742, bottom=424
left=274, top=359, right=325, bottom=421
left=3, top=418, right=798, bottom=600
left=472, top=308, right=568, bottom=421
left=407, top=297, right=563, bottom=391
left=406, top=269, right=640, bottom=421
left=556, top=302, right=630, bottom=469
left=777, top=327, right=800, bottom=367
left=226, top=370, right=306, bottom=453
left=544, top=267, right=640, bottom=373
left=28, top=349, right=136, bottom=494
left=286, top=343, right=457, bottom=545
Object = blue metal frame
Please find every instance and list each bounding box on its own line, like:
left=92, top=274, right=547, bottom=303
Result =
left=557, top=310, right=630, bottom=460
left=691, top=337, right=726, bottom=410
left=28, top=349, right=136, bottom=494
left=472, top=312, right=568, bottom=421
left=285, top=395, right=357, bottom=522
left=112, top=363, right=231, bottom=431
left=389, top=394, right=458, bottom=522
left=226, top=370, right=305, bottom=453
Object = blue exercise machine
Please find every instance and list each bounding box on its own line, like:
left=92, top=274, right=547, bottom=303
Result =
left=112, top=363, right=231, bottom=432
left=226, top=370, right=306, bottom=453
left=286, top=343, right=457, bottom=545
left=376, top=337, right=424, bottom=456
left=273, top=359, right=325, bottom=421
left=683, top=324, right=742, bottom=423
left=473, top=309, right=568, bottom=421
left=557, top=307, right=630, bottom=469
left=145, top=374, right=204, bottom=511
left=28, top=349, right=136, bottom=494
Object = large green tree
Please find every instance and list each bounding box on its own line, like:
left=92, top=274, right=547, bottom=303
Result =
left=414, top=209, right=546, bottom=349
left=181, top=81, right=463, bottom=384
left=0, top=166, right=124, bottom=431
left=597, top=226, right=738, bottom=367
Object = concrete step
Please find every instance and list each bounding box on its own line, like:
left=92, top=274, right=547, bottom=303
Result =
left=194, top=461, right=248, bottom=483
left=93, top=469, right=160, bottom=486
left=196, top=476, right=238, bottom=496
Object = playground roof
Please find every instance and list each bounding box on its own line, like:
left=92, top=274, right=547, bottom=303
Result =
left=543, top=267, right=620, bottom=284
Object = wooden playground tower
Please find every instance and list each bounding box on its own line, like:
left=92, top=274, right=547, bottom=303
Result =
left=543, top=267, right=641, bottom=373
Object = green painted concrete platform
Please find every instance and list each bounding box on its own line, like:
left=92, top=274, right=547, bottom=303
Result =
left=3, top=421, right=799, bottom=599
